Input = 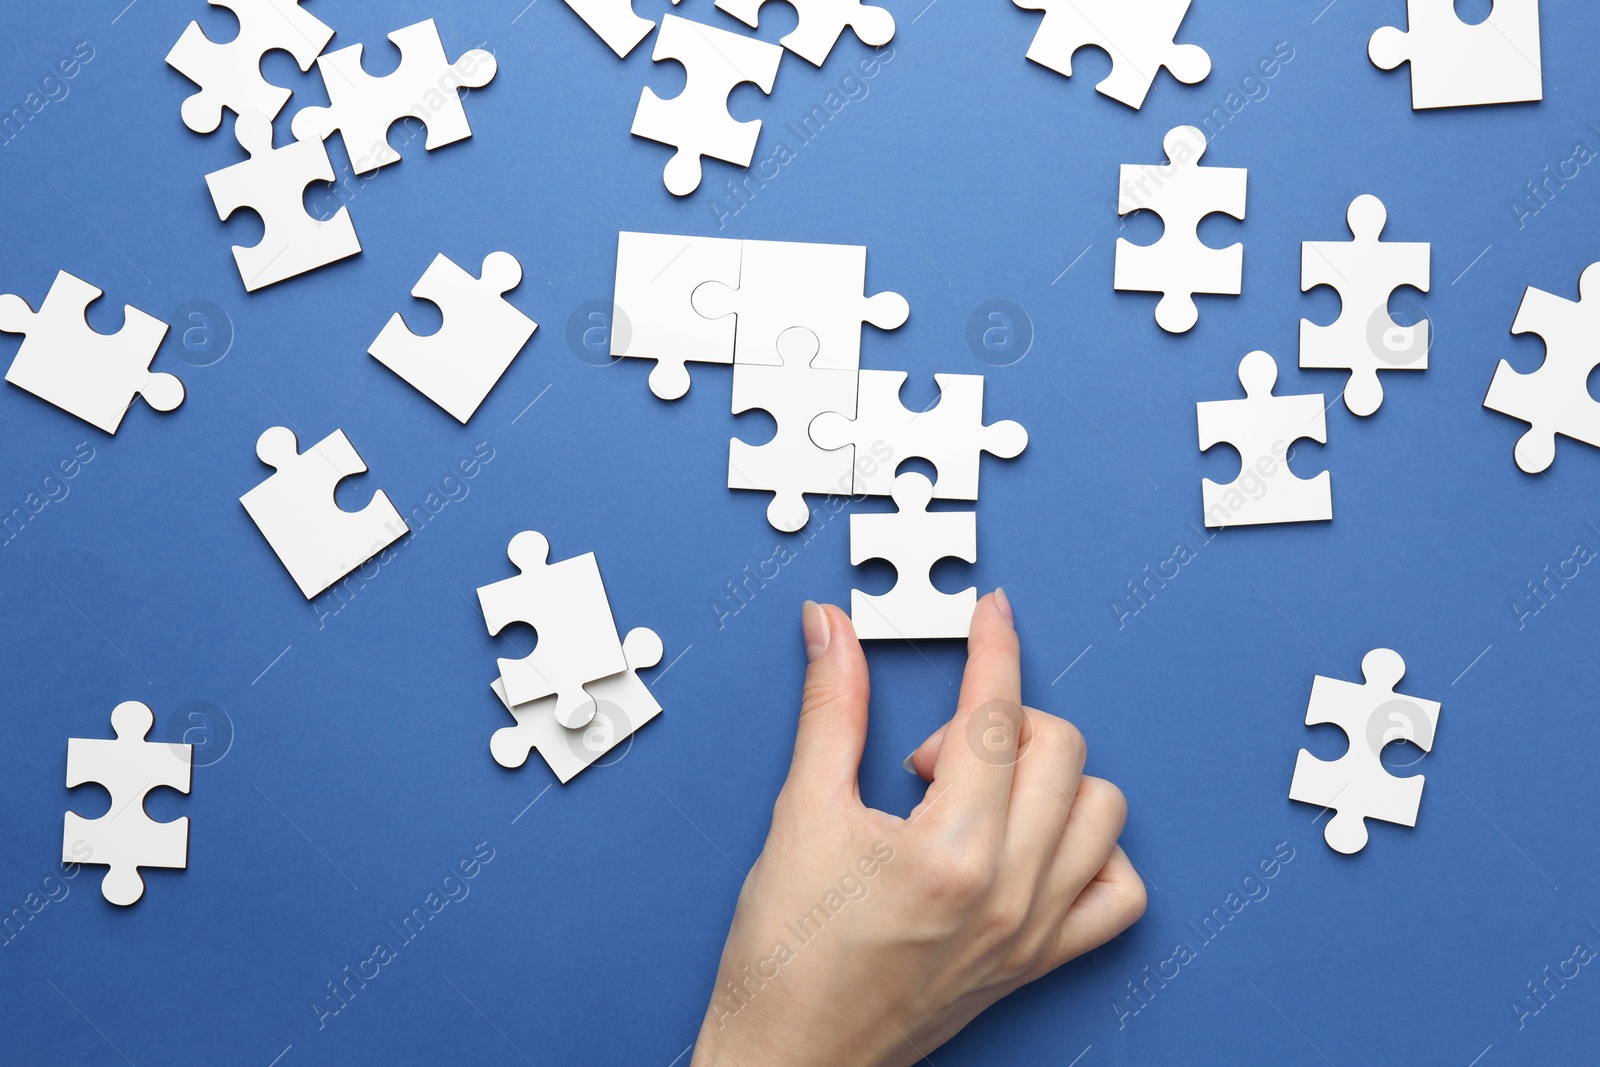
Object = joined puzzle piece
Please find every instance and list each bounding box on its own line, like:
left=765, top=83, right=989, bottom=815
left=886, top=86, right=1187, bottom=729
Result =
left=850, top=472, right=977, bottom=640
left=715, top=0, right=896, bottom=67
left=1115, top=125, right=1246, bottom=334
left=64, top=701, right=192, bottom=906
left=1012, top=0, right=1210, bottom=109
left=369, top=251, right=537, bottom=424
left=1301, top=194, right=1431, bottom=417
left=0, top=270, right=182, bottom=433
left=1369, top=0, right=1542, bottom=110
left=562, top=0, right=681, bottom=58
left=240, top=426, right=408, bottom=599
left=611, top=231, right=742, bottom=399
left=1289, top=648, right=1440, bottom=855
left=165, top=0, right=334, bottom=133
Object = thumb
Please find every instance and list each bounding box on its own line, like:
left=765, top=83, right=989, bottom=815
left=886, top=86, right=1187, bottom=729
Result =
left=784, top=601, right=871, bottom=808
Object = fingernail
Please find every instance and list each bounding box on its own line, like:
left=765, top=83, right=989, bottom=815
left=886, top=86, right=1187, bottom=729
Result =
left=902, top=752, right=917, bottom=774
left=802, top=601, right=831, bottom=662
left=994, top=588, right=1015, bottom=626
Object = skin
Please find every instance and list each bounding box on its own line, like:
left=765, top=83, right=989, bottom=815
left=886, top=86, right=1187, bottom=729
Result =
left=691, top=591, right=1147, bottom=1066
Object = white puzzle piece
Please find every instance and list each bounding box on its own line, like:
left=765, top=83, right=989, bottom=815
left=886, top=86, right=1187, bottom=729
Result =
left=1369, top=0, right=1542, bottom=109
left=1197, top=351, right=1331, bottom=528
left=811, top=371, right=1028, bottom=499
left=206, top=111, right=362, bottom=292
left=1484, top=261, right=1600, bottom=474
left=612, top=231, right=742, bottom=399
left=240, top=427, right=408, bottom=599
left=165, top=0, right=334, bottom=133
left=292, top=18, right=498, bottom=174
left=0, top=270, right=182, bottom=434
left=562, top=0, right=681, bottom=58
left=850, top=472, right=977, bottom=641
left=714, top=0, right=895, bottom=67
left=631, top=14, right=784, bottom=196
left=489, top=627, right=664, bottom=782
left=1012, top=0, right=1210, bottom=109
left=729, top=328, right=859, bottom=532
left=477, top=531, right=632, bottom=729
left=1289, top=649, right=1441, bottom=854
left=1301, top=194, right=1431, bottom=416
left=1115, top=125, right=1246, bottom=334
left=370, top=251, right=536, bottom=424
left=64, top=702, right=192, bottom=906
left=692, top=239, right=908, bottom=371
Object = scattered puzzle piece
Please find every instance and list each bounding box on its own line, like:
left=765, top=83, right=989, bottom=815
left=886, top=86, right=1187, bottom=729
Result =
left=850, top=472, right=976, bottom=640
left=612, top=231, right=742, bottom=399
left=1289, top=648, right=1440, bottom=854
left=0, top=270, right=182, bottom=433
left=811, top=370, right=1028, bottom=498
left=1484, top=262, right=1600, bottom=474
left=164, top=0, right=334, bottom=134
left=64, top=701, right=192, bottom=906
left=562, top=0, right=681, bottom=58
left=369, top=251, right=536, bottom=424
left=1012, top=0, right=1210, bottom=109
left=291, top=18, right=498, bottom=175
left=240, top=426, right=408, bottom=599
left=715, top=0, right=895, bottom=67
left=1369, top=0, right=1542, bottom=110
left=631, top=13, right=784, bottom=196
left=1115, top=125, right=1246, bottom=334
left=1197, top=351, right=1331, bottom=528
left=1301, top=194, right=1431, bottom=416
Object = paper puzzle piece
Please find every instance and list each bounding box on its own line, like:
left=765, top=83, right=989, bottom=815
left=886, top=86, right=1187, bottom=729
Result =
left=165, top=0, right=335, bottom=133
left=1289, top=648, right=1440, bottom=854
left=562, top=0, right=682, bottom=58
left=291, top=18, right=498, bottom=175
left=489, top=627, right=664, bottom=782
left=612, top=231, right=742, bottom=399
left=1484, top=261, right=1600, bottom=474
left=692, top=239, right=909, bottom=371
left=1012, top=0, right=1210, bottom=109
left=1115, top=124, right=1246, bottom=334
left=714, top=0, right=895, bottom=67
left=1369, top=0, right=1542, bottom=109
left=240, top=426, right=408, bottom=599
left=64, top=701, right=192, bottom=906
left=477, top=531, right=631, bottom=729
left=811, top=371, right=1028, bottom=499
left=0, top=270, right=181, bottom=434
left=850, top=472, right=976, bottom=640
left=369, top=251, right=536, bottom=424
left=631, top=14, right=784, bottom=196
left=1301, top=194, right=1431, bottom=416
left=206, top=110, right=362, bottom=292
left=730, top=327, right=859, bottom=532
left=1196, top=351, right=1331, bottom=528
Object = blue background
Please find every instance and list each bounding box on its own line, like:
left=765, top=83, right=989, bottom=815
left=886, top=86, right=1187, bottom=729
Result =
left=1, top=1, right=1597, bottom=1064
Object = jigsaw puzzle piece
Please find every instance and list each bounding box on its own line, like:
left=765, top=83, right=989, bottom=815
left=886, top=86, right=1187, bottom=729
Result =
left=563, top=0, right=685, bottom=58
left=64, top=701, right=192, bottom=906
left=1369, top=0, right=1542, bottom=109
left=165, top=0, right=334, bottom=133
left=715, top=0, right=895, bottom=67
left=369, top=251, right=536, bottom=424
left=1301, top=194, right=1431, bottom=417
left=612, top=231, right=742, bottom=399
left=631, top=14, right=784, bottom=196
left=0, top=271, right=181, bottom=434
left=1484, top=262, right=1600, bottom=474
left=1012, top=0, right=1210, bottom=109
left=849, top=472, right=976, bottom=640
left=291, top=18, right=498, bottom=174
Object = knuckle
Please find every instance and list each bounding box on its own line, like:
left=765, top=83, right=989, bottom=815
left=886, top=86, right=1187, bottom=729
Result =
left=920, top=845, right=997, bottom=904
left=1032, top=716, right=1087, bottom=768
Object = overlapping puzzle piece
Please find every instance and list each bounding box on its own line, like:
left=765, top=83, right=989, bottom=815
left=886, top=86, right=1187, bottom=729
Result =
left=1012, top=0, right=1210, bottom=109
left=165, top=0, right=334, bottom=133
left=562, top=0, right=681, bottom=58
left=715, top=0, right=895, bottom=67
left=849, top=472, right=976, bottom=640
left=611, top=231, right=742, bottom=399
left=1369, top=0, right=1542, bottom=109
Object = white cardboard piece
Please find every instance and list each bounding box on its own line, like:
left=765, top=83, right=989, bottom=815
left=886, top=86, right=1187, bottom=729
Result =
left=562, top=0, right=681, bottom=58
left=292, top=18, right=498, bottom=175
left=1012, top=0, right=1210, bottom=109
left=612, top=231, right=742, bottom=399
left=240, top=427, right=409, bottom=599
left=1301, top=194, right=1431, bottom=417
left=165, top=0, right=334, bottom=133
left=1369, top=0, right=1542, bottom=110
left=0, top=270, right=182, bottom=434
left=631, top=14, right=784, bottom=196
left=1484, top=262, right=1600, bottom=474
left=1289, top=649, right=1440, bottom=854
left=369, top=251, right=536, bottom=424
left=1196, top=351, right=1331, bottom=529
left=714, top=0, right=895, bottom=67
left=64, top=702, right=192, bottom=906
left=1115, top=125, right=1246, bottom=334
left=850, top=473, right=977, bottom=640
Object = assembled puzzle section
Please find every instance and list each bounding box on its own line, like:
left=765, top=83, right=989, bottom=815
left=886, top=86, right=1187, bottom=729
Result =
left=714, top=0, right=896, bottom=67
left=165, top=0, right=335, bottom=133
left=1011, top=0, right=1210, bottom=109
left=611, top=231, right=742, bottom=400
left=849, top=472, right=977, bottom=640
left=1369, top=0, right=1543, bottom=109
